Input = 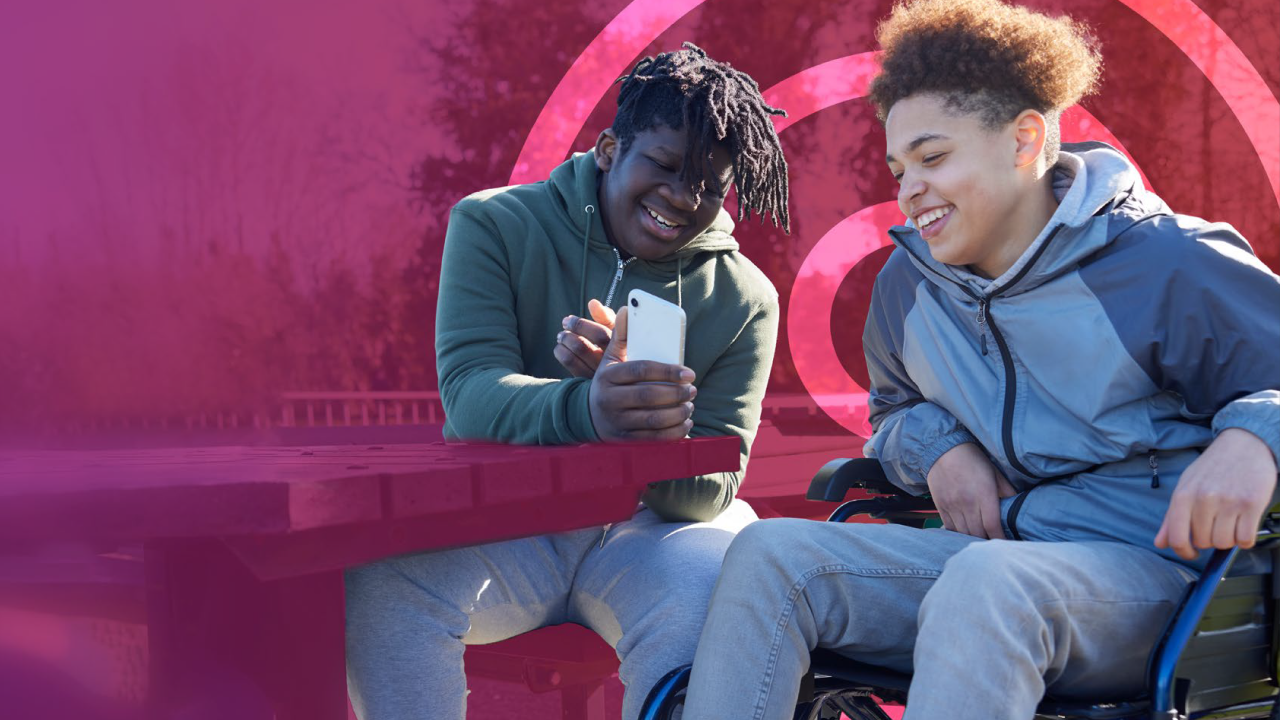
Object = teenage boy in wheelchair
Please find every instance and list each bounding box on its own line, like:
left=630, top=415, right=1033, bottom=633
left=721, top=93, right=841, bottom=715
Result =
left=676, top=1, right=1280, bottom=718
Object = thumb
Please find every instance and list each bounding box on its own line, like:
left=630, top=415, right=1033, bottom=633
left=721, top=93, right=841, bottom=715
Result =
left=995, top=473, right=1018, bottom=499
left=601, top=307, right=628, bottom=364
left=588, top=298, right=616, bottom=329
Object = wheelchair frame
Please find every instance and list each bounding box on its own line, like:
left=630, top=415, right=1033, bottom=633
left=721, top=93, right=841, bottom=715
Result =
left=639, top=457, right=1280, bottom=720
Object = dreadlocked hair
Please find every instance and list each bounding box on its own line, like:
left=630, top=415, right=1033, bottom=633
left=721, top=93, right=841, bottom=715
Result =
left=613, top=42, right=791, bottom=233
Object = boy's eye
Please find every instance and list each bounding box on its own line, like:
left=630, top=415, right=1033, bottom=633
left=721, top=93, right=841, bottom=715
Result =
left=650, top=157, right=676, bottom=172
left=923, top=152, right=946, bottom=165
left=891, top=172, right=904, bottom=183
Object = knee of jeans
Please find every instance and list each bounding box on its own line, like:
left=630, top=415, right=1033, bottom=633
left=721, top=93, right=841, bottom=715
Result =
left=924, top=541, right=1061, bottom=619
left=719, top=518, right=813, bottom=584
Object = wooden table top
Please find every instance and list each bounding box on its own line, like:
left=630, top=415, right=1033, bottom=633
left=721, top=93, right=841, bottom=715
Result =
left=0, top=437, right=740, bottom=578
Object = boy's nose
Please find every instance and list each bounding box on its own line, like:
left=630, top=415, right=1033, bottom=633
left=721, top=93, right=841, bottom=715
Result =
left=665, top=181, right=701, bottom=212
left=899, top=177, right=927, bottom=215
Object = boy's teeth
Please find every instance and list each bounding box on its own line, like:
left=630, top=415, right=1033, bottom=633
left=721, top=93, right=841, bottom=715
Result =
left=648, top=208, right=678, bottom=229
left=919, top=206, right=952, bottom=228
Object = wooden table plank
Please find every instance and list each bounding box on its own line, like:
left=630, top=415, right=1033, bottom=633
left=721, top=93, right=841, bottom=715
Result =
left=0, top=438, right=740, bottom=544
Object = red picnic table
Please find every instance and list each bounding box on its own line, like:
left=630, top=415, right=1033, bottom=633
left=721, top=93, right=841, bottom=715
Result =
left=0, top=434, right=740, bottom=720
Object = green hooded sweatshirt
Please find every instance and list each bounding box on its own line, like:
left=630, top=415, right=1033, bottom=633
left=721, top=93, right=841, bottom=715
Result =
left=435, top=151, right=779, bottom=522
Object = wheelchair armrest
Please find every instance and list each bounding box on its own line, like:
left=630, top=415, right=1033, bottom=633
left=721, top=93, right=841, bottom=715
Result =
left=806, top=458, right=903, bottom=502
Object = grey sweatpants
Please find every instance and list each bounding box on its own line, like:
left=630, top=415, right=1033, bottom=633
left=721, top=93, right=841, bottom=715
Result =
left=682, top=520, right=1193, bottom=720
left=344, top=499, right=756, bottom=720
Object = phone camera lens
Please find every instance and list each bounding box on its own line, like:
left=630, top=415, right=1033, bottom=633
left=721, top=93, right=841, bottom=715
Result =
left=630, top=298, right=639, bottom=307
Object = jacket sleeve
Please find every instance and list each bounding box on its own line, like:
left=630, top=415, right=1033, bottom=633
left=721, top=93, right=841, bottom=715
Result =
left=435, top=203, right=600, bottom=444
left=1155, top=220, right=1280, bottom=465
left=861, top=271, right=976, bottom=494
left=641, top=295, right=779, bottom=522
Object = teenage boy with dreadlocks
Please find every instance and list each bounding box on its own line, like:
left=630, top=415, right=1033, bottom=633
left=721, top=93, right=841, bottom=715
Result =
left=345, top=44, right=791, bottom=719
left=680, top=1, right=1280, bottom=718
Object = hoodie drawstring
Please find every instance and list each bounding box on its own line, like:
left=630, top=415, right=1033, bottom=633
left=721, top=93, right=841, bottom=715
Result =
left=580, top=205, right=594, bottom=315
left=581, top=203, right=685, bottom=315
left=676, top=257, right=683, bottom=308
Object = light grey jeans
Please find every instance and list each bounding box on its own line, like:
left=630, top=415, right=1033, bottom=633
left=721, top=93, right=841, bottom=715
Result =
left=345, top=499, right=756, bottom=720
left=682, top=520, right=1193, bottom=720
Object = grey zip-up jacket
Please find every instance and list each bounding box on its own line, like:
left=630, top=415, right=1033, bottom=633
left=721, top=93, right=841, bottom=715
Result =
left=863, top=142, right=1280, bottom=567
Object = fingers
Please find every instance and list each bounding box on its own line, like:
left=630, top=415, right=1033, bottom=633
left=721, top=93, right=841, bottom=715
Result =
left=1157, top=494, right=1196, bottom=560
left=613, top=419, right=694, bottom=441
left=586, top=299, right=616, bottom=328
left=995, top=473, right=1018, bottom=499
left=611, top=404, right=695, bottom=433
left=980, top=496, right=1004, bottom=540
left=1189, top=495, right=1217, bottom=551
left=1210, top=512, right=1239, bottom=550
left=937, top=507, right=956, bottom=533
left=553, top=343, right=595, bottom=379
left=557, top=330, right=603, bottom=369
left=601, top=359, right=695, bottom=386
left=600, top=382, right=696, bottom=410
left=1236, top=513, right=1258, bottom=549
left=562, top=315, right=612, bottom=349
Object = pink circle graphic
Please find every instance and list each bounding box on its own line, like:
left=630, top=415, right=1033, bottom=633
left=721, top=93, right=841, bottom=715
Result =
left=511, top=0, right=1278, bottom=206
left=511, top=0, right=1280, bottom=437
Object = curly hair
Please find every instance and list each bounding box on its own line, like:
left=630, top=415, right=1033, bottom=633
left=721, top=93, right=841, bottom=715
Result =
left=868, top=0, right=1102, bottom=163
left=613, top=43, right=791, bottom=232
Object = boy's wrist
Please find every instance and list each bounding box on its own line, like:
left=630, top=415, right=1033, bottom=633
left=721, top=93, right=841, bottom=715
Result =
left=1212, top=428, right=1278, bottom=474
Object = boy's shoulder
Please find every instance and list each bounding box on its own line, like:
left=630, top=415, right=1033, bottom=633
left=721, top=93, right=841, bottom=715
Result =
left=707, top=248, right=779, bottom=308
left=452, top=180, right=554, bottom=222
left=1091, top=192, right=1261, bottom=280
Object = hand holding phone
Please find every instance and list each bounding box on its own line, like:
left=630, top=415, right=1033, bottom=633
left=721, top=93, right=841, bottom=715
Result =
left=587, top=299, right=697, bottom=442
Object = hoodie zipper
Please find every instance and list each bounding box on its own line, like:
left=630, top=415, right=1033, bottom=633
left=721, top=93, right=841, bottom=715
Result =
left=605, top=247, right=637, bottom=307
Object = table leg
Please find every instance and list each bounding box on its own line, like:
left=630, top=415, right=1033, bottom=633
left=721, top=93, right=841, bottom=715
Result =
left=144, top=538, right=347, bottom=720
left=560, top=679, right=607, bottom=720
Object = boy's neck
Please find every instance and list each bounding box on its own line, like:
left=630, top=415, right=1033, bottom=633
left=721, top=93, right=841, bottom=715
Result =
left=970, top=171, right=1060, bottom=280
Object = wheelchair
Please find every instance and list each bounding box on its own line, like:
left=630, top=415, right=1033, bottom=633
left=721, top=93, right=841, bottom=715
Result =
left=640, top=458, right=1280, bottom=720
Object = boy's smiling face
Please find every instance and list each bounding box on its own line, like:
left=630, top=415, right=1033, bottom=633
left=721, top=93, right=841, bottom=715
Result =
left=595, top=123, right=734, bottom=262
left=885, top=94, right=1029, bottom=276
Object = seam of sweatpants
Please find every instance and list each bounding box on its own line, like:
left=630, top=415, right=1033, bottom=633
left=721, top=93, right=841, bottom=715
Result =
left=752, top=563, right=942, bottom=720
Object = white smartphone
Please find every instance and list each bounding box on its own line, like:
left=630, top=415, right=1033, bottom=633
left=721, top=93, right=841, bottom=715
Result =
left=625, top=289, right=686, bottom=365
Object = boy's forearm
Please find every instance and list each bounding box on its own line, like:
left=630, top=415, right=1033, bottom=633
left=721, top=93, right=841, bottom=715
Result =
left=641, top=469, right=741, bottom=523
left=440, top=366, right=599, bottom=445
left=865, top=400, right=978, bottom=495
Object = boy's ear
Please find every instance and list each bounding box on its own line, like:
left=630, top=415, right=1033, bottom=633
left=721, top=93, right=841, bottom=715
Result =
left=1012, top=110, right=1049, bottom=169
left=595, top=129, right=619, bottom=172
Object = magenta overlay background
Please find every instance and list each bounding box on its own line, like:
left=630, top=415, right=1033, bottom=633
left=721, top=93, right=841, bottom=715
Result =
left=1, top=0, right=1277, bottom=716
left=2, top=0, right=1276, bottom=439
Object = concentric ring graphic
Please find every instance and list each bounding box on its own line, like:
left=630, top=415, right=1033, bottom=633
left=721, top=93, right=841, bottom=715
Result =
left=511, top=0, right=1280, bottom=436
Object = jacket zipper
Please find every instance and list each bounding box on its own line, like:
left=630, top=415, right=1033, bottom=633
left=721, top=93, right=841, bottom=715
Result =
left=976, top=299, right=989, bottom=356
left=1149, top=451, right=1160, bottom=488
left=893, top=225, right=1063, bottom=482
left=605, top=247, right=636, bottom=307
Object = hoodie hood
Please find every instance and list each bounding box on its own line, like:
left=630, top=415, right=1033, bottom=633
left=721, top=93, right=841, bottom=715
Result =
left=888, top=141, right=1167, bottom=299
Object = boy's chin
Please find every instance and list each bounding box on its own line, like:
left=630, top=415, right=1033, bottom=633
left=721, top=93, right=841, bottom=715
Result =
left=925, top=238, right=974, bottom=267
